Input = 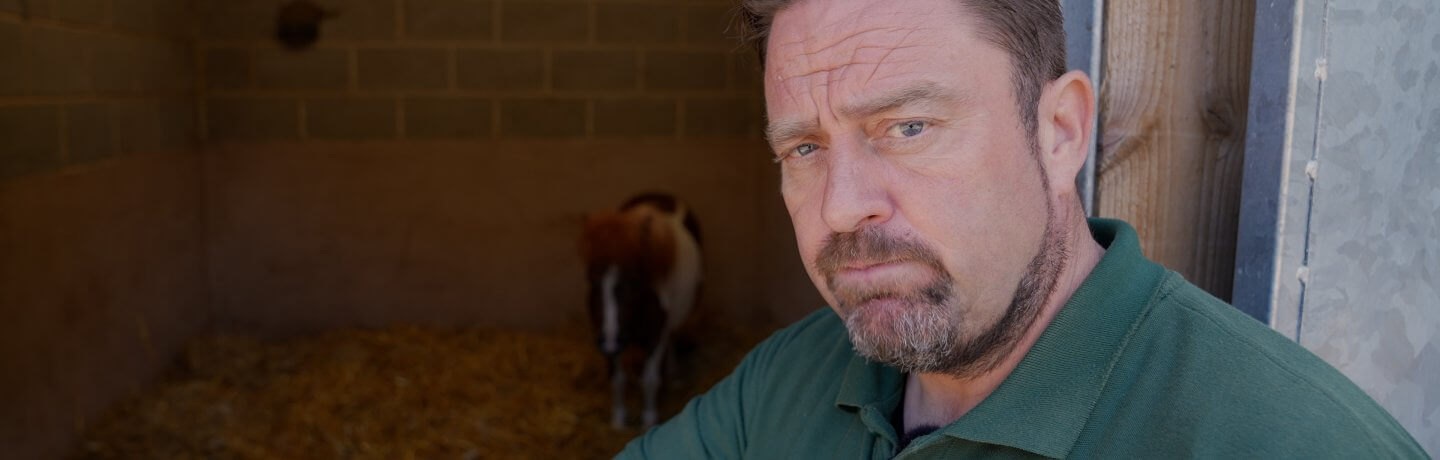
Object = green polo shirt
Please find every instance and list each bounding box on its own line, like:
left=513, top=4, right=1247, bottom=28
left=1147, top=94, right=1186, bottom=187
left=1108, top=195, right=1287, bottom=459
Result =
left=617, top=218, right=1426, bottom=459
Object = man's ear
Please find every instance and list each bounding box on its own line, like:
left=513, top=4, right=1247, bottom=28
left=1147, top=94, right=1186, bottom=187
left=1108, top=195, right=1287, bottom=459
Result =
left=1036, top=70, right=1096, bottom=197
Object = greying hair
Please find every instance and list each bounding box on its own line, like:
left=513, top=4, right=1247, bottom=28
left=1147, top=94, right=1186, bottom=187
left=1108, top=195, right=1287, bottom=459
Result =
left=738, top=0, right=1067, bottom=138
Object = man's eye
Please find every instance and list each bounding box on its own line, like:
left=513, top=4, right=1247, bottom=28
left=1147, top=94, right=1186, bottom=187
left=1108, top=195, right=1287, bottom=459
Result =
left=887, top=120, right=927, bottom=138
left=793, top=143, right=819, bottom=157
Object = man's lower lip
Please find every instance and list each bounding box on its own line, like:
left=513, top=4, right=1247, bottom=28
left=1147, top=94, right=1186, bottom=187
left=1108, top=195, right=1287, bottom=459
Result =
left=836, top=261, right=922, bottom=283
left=843, top=260, right=905, bottom=274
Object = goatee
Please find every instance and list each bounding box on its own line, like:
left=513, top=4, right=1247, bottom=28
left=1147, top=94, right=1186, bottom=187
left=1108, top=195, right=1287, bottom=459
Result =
left=816, top=207, right=1069, bottom=378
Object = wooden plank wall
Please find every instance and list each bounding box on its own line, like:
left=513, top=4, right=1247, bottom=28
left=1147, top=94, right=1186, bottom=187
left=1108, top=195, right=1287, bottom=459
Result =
left=1097, top=0, right=1256, bottom=300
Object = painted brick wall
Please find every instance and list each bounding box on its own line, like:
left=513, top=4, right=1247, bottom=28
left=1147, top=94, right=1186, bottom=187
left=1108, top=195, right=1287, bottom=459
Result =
left=194, top=0, right=764, bottom=142
left=0, top=2, right=207, bottom=458
left=0, top=0, right=196, bottom=180
left=190, top=0, right=819, bottom=336
left=0, top=1, right=805, bottom=457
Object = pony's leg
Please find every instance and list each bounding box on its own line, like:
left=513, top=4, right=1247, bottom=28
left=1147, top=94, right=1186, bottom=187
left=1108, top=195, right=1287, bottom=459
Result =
left=641, top=329, right=671, bottom=428
left=610, top=357, right=627, bottom=429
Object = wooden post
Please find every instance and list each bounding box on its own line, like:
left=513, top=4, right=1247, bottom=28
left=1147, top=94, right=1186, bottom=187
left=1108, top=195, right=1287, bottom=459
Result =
left=1097, top=0, right=1256, bottom=300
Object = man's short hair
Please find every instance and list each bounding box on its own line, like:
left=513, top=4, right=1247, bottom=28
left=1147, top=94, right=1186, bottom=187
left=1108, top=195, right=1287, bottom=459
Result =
left=739, top=0, right=1067, bottom=138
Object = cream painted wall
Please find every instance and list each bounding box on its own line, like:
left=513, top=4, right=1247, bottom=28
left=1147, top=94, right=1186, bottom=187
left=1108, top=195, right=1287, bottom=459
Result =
left=205, top=140, right=823, bottom=335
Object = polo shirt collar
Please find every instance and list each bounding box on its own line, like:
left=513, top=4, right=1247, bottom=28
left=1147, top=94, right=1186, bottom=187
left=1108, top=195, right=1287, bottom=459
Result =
left=835, top=346, right=906, bottom=444
left=834, top=218, right=1166, bottom=458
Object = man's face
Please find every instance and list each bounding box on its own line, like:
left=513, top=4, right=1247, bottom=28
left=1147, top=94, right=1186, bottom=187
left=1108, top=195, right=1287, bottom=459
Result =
left=765, top=0, right=1062, bottom=374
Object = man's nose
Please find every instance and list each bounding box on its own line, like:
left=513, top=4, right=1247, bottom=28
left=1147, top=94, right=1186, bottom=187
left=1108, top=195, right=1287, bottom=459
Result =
left=820, top=141, right=893, bottom=233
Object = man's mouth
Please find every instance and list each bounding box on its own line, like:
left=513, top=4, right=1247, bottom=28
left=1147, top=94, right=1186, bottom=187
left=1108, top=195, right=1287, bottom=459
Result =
left=843, top=259, right=903, bottom=272
left=835, top=259, right=927, bottom=285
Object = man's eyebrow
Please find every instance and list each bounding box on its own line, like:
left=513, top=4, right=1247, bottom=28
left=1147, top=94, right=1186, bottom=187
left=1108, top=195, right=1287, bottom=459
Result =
left=839, top=81, right=958, bottom=120
left=765, top=118, right=820, bottom=150
left=764, top=82, right=959, bottom=150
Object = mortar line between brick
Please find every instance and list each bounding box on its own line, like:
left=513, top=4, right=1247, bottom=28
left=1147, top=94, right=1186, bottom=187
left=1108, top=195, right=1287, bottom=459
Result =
left=396, top=0, right=407, bottom=39
left=447, top=46, right=458, bottom=90
left=22, top=89, right=755, bottom=101
left=587, top=0, right=597, bottom=43
left=396, top=96, right=406, bottom=139
left=542, top=48, right=554, bottom=92
left=0, top=94, right=193, bottom=105
left=725, top=53, right=736, bottom=90
left=198, top=98, right=209, bottom=142
left=675, top=98, right=686, bottom=139
left=193, top=42, right=207, bottom=95
left=195, top=39, right=733, bottom=51
left=192, top=38, right=207, bottom=143
left=637, top=48, right=648, bottom=91
left=56, top=103, right=69, bottom=164
left=490, top=98, right=501, bottom=138
left=106, top=99, right=119, bottom=156
left=0, top=14, right=185, bottom=43
left=585, top=99, right=595, bottom=139
left=243, top=48, right=256, bottom=88
left=297, top=100, right=308, bottom=140
left=678, top=3, right=690, bottom=41
left=492, top=1, right=503, bottom=43
left=348, top=47, right=359, bottom=91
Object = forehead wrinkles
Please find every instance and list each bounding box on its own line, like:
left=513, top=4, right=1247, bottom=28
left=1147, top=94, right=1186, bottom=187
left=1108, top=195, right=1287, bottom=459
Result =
left=769, top=12, right=937, bottom=82
left=766, top=5, right=944, bottom=119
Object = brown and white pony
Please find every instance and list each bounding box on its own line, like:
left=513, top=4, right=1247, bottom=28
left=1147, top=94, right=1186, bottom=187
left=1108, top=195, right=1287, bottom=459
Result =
left=579, top=193, right=702, bottom=429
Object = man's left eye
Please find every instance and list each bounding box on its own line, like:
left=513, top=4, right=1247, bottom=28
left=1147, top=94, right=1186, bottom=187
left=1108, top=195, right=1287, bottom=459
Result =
left=887, top=120, right=927, bottom=138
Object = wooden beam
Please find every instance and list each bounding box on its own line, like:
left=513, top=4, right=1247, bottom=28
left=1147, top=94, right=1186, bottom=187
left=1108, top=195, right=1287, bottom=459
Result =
left=1097, top=0, right=1256, bottom=300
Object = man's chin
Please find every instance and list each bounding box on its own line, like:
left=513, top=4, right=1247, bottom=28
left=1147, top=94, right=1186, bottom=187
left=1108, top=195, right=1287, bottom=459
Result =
left=843, top=304, right=897, bottom=339
left=842, top=300, right=954, bottom=360
left=838, top=295, right=908, bottom=318
left=839, top=295, right=927, bottom=335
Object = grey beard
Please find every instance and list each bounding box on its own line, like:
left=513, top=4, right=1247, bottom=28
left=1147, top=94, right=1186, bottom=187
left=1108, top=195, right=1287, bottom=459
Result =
left=839, top=213, right=1069, bottom=378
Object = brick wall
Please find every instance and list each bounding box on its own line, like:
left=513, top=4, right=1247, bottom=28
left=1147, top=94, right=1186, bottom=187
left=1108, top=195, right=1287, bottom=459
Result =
left=0, top=1, right=816, bottom=457
left=192, top=0, right=820, bottom=336
left=0, top=2, right=207, bottom=458
left=195, top=0, right=764, bottom=142
left=0, top=0, right=196, bottom=180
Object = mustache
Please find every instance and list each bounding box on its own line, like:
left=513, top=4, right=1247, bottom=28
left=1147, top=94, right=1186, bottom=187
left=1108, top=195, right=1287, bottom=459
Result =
left=815, top=227, right=949, bottom=288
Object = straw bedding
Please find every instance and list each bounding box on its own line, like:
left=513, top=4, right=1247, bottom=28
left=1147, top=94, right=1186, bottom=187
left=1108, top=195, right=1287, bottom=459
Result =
left=78, top=324, right=762, bottom=459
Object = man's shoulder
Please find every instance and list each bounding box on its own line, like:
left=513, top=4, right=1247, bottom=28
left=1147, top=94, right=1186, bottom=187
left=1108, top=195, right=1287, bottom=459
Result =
left=741, top=308, right=851, bottom=374
left=1146, top=273, right=1365, bottom=401
left=1109, top=272, right=1426, bottom=457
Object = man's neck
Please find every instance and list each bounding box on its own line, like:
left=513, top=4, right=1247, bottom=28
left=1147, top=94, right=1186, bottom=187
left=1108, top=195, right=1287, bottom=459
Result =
left=902, top=207, right=1105, bottom=431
